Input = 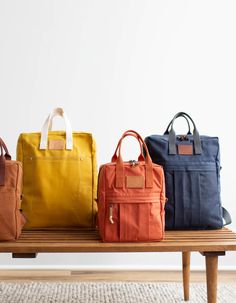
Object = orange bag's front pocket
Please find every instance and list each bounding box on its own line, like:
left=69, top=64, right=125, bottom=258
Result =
left=119, top=202, right=163, bottom=242
left=119, top=203, right=150, bottom=241
left=104, top=196, right=163, bottom=242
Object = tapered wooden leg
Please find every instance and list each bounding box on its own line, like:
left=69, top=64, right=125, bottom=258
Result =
left=182, top=252, right=191, bottom=301
left=205, top=255, right=218, bottom=303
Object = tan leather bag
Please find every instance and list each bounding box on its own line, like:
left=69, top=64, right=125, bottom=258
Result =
left=0, top=138, right=25, bottom=241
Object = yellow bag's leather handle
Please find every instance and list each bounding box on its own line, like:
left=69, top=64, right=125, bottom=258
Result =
left=39, top=108, right=73, bottom=150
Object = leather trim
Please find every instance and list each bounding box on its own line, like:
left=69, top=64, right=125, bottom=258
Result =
left=126, top=175, right=144, bottom=188
left=48, top=140, right=65, bottom=150
left=178, top=144, right=193, bottom=155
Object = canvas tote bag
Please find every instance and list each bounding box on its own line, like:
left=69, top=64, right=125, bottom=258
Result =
left=17, top=108, right=97, bottom=229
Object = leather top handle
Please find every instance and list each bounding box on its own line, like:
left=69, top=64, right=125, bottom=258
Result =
left=113, top=130, right=153, bottom=188
left=0, top=138, right=11, bottom=186
left=167, top=112, right=202, bottom=155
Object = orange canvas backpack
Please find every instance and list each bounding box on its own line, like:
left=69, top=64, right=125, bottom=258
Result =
left=97, top=130, right=166, bottom=242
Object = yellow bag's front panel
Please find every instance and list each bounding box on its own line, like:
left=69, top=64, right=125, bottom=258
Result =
left=17, top=131, right=97, bottom=229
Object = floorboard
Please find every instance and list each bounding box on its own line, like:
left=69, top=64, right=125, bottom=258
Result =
left=0, top=270, right=235, bottom=282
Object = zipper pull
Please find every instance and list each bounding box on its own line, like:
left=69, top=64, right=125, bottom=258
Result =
left=129, top=160, right=138, bottom=167
left=109, top=204, right=114, bottom=224
left=177, top=135, right=189, bottom=141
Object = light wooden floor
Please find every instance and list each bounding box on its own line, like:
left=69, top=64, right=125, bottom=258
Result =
left=0, top=270, right=235, bottom=283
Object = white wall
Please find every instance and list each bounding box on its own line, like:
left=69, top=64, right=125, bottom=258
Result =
left=0, top=0, right=235, bottom=269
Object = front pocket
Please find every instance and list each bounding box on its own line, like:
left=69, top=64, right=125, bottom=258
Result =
left=199, top=171, right=222, bottom=228
left=119, top=203, right=163, bottom=241
left=22, top=156, right=94, bottom=228
left=104, top=197, right=163, bottom=242
left=165, top=168, right=222, bottom=230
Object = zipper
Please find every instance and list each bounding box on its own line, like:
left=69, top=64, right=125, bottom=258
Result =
left=109, top=204, right=114, bottom=224
left=106, top=197, right=164, bottom=205
left=100, top=162, right=161, bottom=168
left=106, top=193, right=161, bottom=202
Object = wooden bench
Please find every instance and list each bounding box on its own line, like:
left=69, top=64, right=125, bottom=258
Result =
left=0, top=228, right=236, bottom=303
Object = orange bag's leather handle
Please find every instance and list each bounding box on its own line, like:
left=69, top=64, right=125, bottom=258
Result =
left=0, top=138, right=11, bottom=186
left=112, top=130, right=153, bottom=188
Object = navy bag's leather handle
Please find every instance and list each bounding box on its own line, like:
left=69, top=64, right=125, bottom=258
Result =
left=167, top=112, right=202, bottom=155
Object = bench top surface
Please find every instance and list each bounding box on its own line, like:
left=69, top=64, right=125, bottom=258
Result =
left=0, top=228, right=236, bottom=254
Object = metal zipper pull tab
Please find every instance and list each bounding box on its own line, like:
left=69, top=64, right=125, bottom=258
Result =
left=129, top=160, right=138, bottom=167
left=177, top=135, right=189, bottom=141
left=109, top=204, right=114, bottom=224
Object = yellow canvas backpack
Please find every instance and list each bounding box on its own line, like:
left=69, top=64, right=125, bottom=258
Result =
left=17, top=108, right=97, bottom=229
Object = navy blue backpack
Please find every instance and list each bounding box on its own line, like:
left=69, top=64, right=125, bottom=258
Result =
left=145, top=112, right=231, bottom=230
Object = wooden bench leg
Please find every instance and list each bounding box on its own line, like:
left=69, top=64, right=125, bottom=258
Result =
left=205, top=254, right=218, bottom=303
left=200, top=251, right=225, bottom=303
left=182, top=252, right=191, bottom=301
